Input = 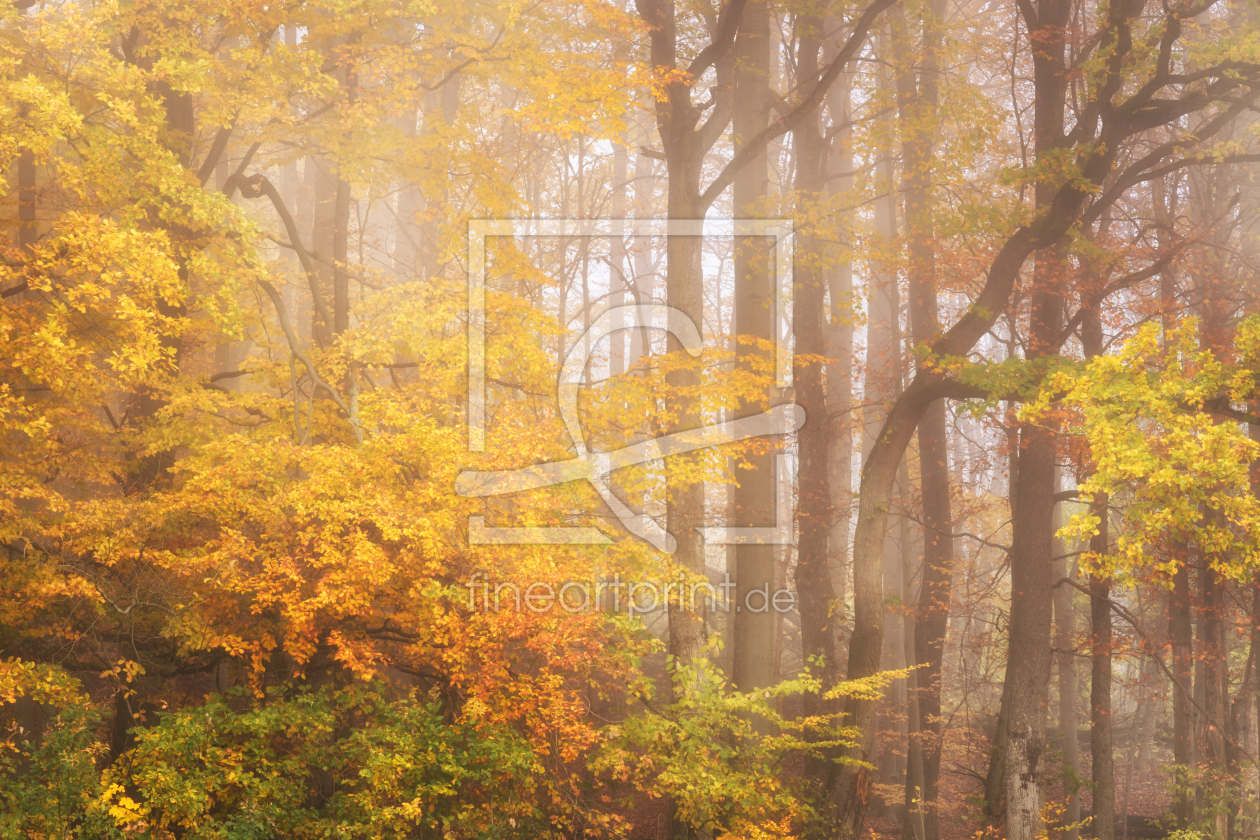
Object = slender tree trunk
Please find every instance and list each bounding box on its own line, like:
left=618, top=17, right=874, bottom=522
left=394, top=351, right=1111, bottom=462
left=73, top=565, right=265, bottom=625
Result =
left=832, top=51, right=903, bottom=831
left=1089, top=533, right=1116, bottom=840
left=902, top=452, right=925, bottom=840
left=1201, top=111, right=1243, bottom=837
left=1155, top=168, right=1197, bottom=829
left=610, top=133, right=629, bottom=379
left=732, top=0, right=777, bottom=702
left=1051, top=468, right=1080, bottom=840
left=18, top=148, right=36, bottom=252
left=823, top=64, right=855, bottom=673
left=311, top=156, right=337, bottom=346
left=984, top=670, right=1015, bottom=819
left=1171, top=556, right=1196, bottom=828
left=1076, top=277, right=1115, bottom=840
left=873, top=33, right=910, bottom=799
left=394, top=68, right=461, bottom=282
left=333, top=175, right=350, bottom=335
left=1201, top=489, right=1230, bottom=840
left=637, top=0, right=719, bottom=732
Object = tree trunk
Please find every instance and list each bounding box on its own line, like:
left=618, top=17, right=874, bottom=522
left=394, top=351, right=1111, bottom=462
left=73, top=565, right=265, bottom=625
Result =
left=1171, top=555, right=1196, bottom=828
left=830, top=108, right=906, bottom=825
left=1052, top=469, right=1081, bottom=840
left=790, top=12, right=840, bottom=715
left=1154, top=167, right=1197, bottom=830
left=732, top=0, right=777, bottom=702
left=1000, top=0, right=1069, bottom=833
left=1087, top=502, right=1114, bottom=837
left=1079, top=302, right=1114, bottom=840
left=823, top=62, right=855, bottom=674
left=894, top=0, right=950, bottom=833
left=637, top=2, right=731, bottom=742
left=1002, top=356, right=1059, bottom=840
left=310, top=156, right=337, bottom=346
left=871, top=32, right=909, bottom=801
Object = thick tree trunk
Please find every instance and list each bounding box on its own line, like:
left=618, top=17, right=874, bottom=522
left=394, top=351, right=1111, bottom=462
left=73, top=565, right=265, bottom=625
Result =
left=1000, top=0, right=1069, bottom=834
left=791, top=15, right=840, bottom=709
left=1002, top=381, right=1059, bottom=840
left=894, top=0, right=950, bottom=833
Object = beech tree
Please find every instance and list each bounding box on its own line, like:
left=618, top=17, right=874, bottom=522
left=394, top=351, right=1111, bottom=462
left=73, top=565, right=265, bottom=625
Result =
left=2, top=0, right=1260, bottom=838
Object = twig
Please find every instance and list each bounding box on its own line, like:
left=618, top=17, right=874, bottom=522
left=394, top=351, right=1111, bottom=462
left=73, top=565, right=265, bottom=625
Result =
left=1053, top=575, right=1256, bottom=765
left=267, top=235, right=383, bottom=289
left=257, top=279, right=362, bottom=443
left=239, top=174, right=334, bottom=343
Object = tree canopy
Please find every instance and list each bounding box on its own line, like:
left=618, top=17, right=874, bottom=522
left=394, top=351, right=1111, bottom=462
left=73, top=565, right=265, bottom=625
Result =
left=1, top=0, right=1259, bottom=838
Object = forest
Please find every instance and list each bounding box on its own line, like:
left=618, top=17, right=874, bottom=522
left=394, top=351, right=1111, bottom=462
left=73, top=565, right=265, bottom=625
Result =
left=1, top=0, right=1259, bottom=837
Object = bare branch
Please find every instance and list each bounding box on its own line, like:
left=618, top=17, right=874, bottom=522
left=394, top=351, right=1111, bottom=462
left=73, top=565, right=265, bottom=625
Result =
left=257, top=278, right=363, bottom=443
left=238, top=173, right=335, bottom=344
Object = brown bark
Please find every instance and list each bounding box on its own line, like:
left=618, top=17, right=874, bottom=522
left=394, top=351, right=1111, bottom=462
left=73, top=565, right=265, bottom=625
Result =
left=999, top=0, right=1071, bottom=833
left=789, top=13, right=840, bottom=706
left=634, top=0, right=894, bottom=712
left=893, top=0, right=950, bottom=833
left=732, top=0, right=777, bottom=701
left=1083, top=308, right=1114, bottom=840
left=310, top=156, right=337, bottom=346
left=1052, top=479, right=1080, bottom=840
left=1198, top=227, right=1232, bottom=840
left=333, top=175, right=351, bottom=335
left=823, top=62, right=855, bottom=673
left=1171, top=556, right=1196, bottom=828
left=863, top=45, right=908, bottom=801
left=1001, top=325, right=1060, bottom=840
left=1154, top=168, right=1197, bottom=829
left=984, top=676, right=1011, bottom=819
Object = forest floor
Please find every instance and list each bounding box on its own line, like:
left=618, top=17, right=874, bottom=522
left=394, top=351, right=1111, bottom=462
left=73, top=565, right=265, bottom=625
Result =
left=865, top=739, right=1176, bottom=840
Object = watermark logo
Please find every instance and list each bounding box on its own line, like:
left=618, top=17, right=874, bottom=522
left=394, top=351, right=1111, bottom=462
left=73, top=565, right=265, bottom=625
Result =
left=457, top=220, right=799, bottom=552
left=466, top=573, right=797, bottom=615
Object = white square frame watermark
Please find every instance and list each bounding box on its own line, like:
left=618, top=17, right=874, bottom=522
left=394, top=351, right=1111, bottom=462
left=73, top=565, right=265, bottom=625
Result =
left=462, top=219, right=796, bottom=550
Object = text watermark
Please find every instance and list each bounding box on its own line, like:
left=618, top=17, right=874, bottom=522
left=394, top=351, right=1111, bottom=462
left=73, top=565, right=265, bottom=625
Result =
left=466, top=572, right=797, bottom=615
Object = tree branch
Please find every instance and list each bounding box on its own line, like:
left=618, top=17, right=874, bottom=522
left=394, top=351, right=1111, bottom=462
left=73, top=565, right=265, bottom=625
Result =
left=699, top=0, right=895, bottom=210
left=197, top=125, right=234, bottom=187
left=238, top=174, right=335, bottom=344
left=687, top=0, right=749, bottom=81
left=257, top=278, right=362, bottom=443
